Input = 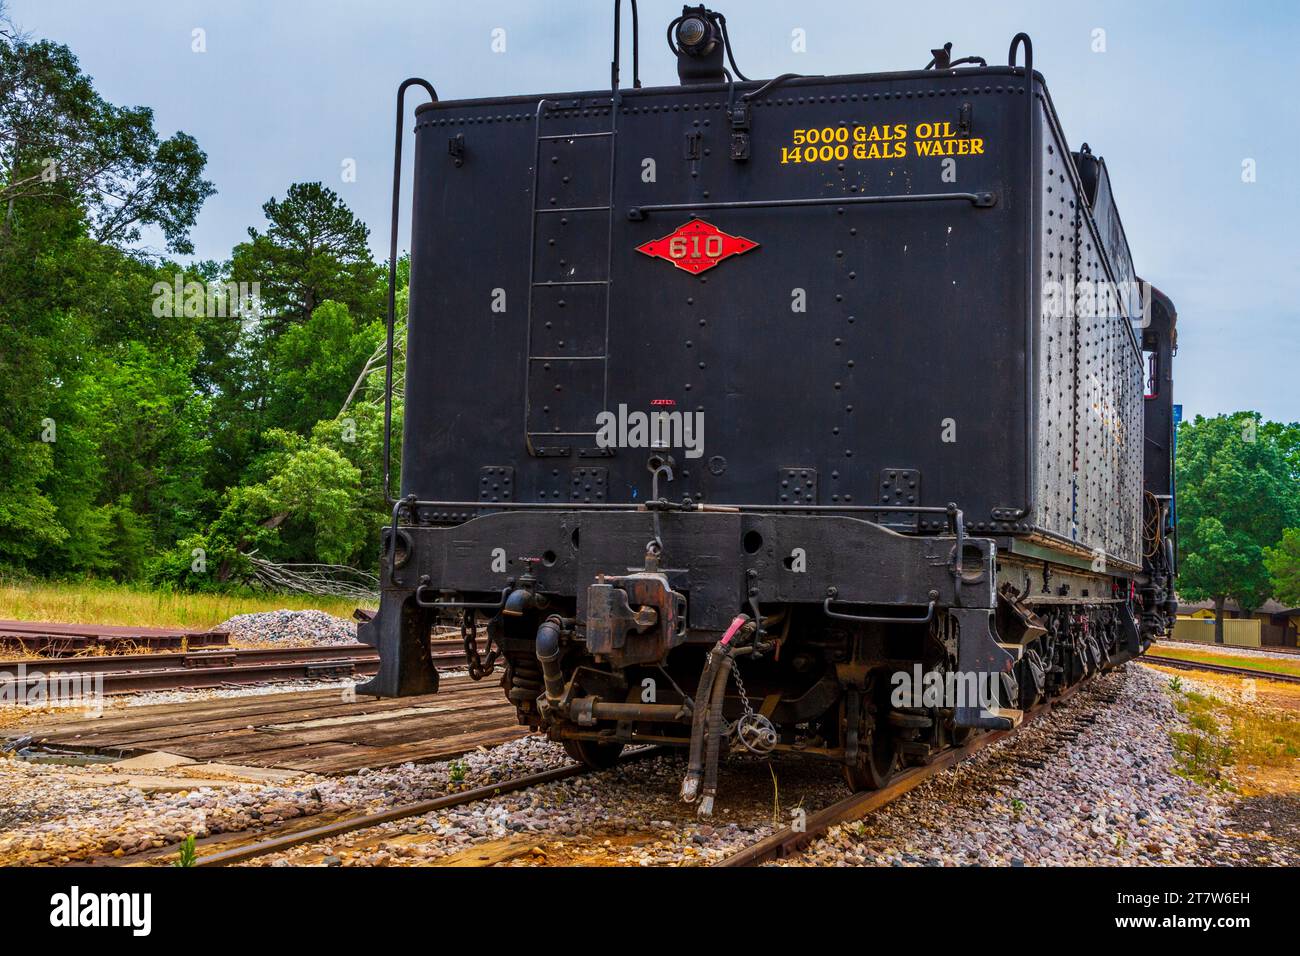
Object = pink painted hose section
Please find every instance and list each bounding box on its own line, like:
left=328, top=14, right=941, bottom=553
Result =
left=720, top=615, right=748, bottom=646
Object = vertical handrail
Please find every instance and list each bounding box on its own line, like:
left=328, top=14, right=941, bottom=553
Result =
left=522, top=97, right=550, bottom=450
left=600, top=91, right=619, bottom=416
left=384, top=78, right=438, bottom=507
left=1009, top=33, right=1035, bottom=528
left=612, top=0, right=641, bottom=95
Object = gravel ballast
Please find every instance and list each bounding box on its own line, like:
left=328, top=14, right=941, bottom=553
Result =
left=215, top=610, right=359, bottom=646
left=0, top=735, right=571, bottom=865
left=1, top=660, right=1292, bottom=867
left=778, top=665, right=1293, bottom=867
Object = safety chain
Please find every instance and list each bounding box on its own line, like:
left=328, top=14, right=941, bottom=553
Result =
left=729, top=657, right=777, bottom=755
left=732, top=659, right=756, bottom=721
left=462, top=609, right=498, bottom=681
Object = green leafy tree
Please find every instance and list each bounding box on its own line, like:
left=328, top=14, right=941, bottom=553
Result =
left=0, top=33, right=214, bottom=252
left=230, top=182, right=382, bottom=332
left=0, top=18, right=213, bottom=572
left=1, top=17, right=411, bottom=587
left=1176, top=412, right=1300, bottom=642
left=153, top=430, right=367, bottom=588
left=264, top=301, right=384, bottom=435
left=1264, top=529, right=1300, bottom=607
left=1260, top=419, right=1300, bottom=485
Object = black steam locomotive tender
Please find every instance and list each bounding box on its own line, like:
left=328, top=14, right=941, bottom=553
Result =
left=360, top=5, right=1178, bottom=813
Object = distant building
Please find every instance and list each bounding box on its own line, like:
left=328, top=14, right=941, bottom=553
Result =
left=1176, top=597, right=1300, bottom=648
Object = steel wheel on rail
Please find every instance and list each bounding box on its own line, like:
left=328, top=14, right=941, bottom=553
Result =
left=839, top=675, right=897, bottom=792
left=562, top=738, right=625, bottom=769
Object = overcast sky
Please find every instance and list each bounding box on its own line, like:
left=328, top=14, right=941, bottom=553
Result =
left=11, top=0, right=1298, bottom=423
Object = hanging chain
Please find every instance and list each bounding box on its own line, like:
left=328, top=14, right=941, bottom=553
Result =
left=462, top=609, right=498, bottom=681
left=732, top=659, right=756, bottom=721
left=729, top=656, right=777, bottom=755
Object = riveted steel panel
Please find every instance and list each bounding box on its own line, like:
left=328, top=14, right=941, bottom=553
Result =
left=402, top=67, right=1143, bottom=568
left=1031, top=98, right=1142, bottom=567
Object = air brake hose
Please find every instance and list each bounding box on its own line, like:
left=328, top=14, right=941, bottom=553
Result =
left=681, top=614, right=750, bottom=805
left=698, top=652, right=734, bottom=817
left=681, top=644, right=724, bottom=802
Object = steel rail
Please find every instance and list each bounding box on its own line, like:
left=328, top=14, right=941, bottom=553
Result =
left=0, top=643, right=496, bottom=696
left=1140, top=654, right=1300, bottom=685
left=0, top=656, right=384, bottom=696
left=0, top=640, right=472, bottom=674
left=0, top=644, right=378, bottom=675
left=187, top=746, right=663, bottom=867
left=714, top=677, right=1088, bottom=867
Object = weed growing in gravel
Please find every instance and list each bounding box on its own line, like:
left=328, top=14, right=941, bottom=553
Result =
left=172, top=835, right=197, bottom=867
left=1168, top=682, right=1300, bottom=789
left=1170, top=690, right=1233, bottom=789
left=448, top=759, right=467, bottom=785
left=1170, top=729, right=1232, bottom=788
left=768, top=765, right=780, bottom=826
left=1169, top=676, right=1183, bottom=693
left=1010, top=798, right=1026, bottom=818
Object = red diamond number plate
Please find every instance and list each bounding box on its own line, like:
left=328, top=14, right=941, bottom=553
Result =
left=635, top=218, right=758, bottom=274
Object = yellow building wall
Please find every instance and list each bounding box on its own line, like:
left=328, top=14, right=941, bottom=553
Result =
left=1171, top=618, right=1262, bottom=647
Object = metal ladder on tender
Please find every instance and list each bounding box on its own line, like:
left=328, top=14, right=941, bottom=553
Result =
left=522, top=95, right=619, bottom=457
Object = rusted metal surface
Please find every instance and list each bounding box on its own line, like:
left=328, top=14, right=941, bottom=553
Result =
left=585, top=562, right=687, bottom=668
left=0, top=646, right=380, bottom=695
left=0, top=619, right=229, bottom=655
left=0, top=639, right=475, bottom=696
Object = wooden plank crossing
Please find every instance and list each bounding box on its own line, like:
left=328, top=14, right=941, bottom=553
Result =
left=7, top=675, right=528, bottom=775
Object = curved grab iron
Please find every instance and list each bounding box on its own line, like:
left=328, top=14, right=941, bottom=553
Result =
left=822, top=588, right=937, bottom=625
left=384, top=78, right=438, bottom=507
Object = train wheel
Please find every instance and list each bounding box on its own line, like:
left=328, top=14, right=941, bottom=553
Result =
left=840, top=679, right=897, bottom=792
left=562, top=738, right=625, bottom=769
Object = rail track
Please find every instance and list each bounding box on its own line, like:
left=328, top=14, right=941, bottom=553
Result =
left=124, top=674, right=1123, bottom=868
left=0, top=642, right=462, bottom=695
left=106, top=747, right=662, bottom=867
left=1140, top=653, right=1300, bottom=685
left=713, top=678, right=1096, bottom=867
left=10, top=645, right=1225, bottom=868
left=707, top=655, right=1294, bottom=866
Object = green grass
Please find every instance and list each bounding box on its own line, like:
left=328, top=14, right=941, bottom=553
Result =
left=1170, top=688, right=1234, bottom=789
left=1168, top=686, right=1300, bottom=790
left=0, top=577, right=374, bottom=631
left=1151, top=644, right=1300, bottom=680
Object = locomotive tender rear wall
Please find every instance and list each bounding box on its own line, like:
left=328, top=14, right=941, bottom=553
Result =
left=403, top=72, right=1134, bottom=548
